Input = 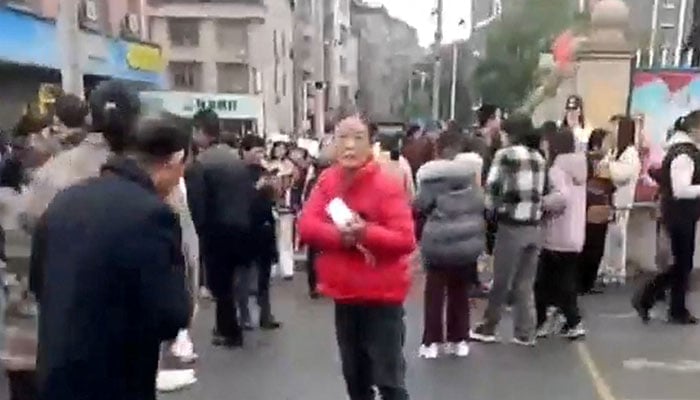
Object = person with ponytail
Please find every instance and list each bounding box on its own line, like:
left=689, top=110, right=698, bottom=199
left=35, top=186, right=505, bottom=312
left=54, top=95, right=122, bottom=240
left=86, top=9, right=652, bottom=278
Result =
left=22, top=80, right=141, bottom=232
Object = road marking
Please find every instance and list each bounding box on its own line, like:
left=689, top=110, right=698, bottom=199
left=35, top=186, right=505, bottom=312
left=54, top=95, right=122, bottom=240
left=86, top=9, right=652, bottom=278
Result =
left=576, top=342, right=617, bottom=400
left=597, top=312, right=637, bottom=319
left=623, top=358, right=700, bottom=372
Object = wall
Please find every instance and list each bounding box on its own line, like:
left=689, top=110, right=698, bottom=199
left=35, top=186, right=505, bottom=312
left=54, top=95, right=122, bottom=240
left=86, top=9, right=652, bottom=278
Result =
left=248, top=0, right=294, bottom=133
left=37, top=0, right=149, bottom=38
left=629, top=69, right=700, bottom=146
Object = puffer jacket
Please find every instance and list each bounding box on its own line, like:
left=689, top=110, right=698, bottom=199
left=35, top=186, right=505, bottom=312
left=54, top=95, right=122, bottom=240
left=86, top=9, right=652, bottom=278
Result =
left=298, top=160, right=416, bottom=303
left=414, top=154, right=485, bottom=270
left=543, top=153, right=588, bottom=252
left=22, top=132, right=110, bottom=232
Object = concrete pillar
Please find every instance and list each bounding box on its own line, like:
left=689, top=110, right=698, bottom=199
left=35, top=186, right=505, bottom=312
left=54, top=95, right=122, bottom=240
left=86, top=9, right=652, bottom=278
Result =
left=201, top=20, right=218, bottom=93
left=574, top=0, right=633, bottom=130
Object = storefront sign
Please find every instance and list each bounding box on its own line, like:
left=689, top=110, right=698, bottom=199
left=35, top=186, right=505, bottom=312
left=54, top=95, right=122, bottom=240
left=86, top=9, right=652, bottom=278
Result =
left=140, top=91, right=263, bottom=121
left=126, top=43, right=164, bottom=72
left=195, top=98, right=238, bottom=113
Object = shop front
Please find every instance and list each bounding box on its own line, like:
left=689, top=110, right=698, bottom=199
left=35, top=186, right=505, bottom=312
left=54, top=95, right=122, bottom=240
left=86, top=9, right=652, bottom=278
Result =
left=0, top=7, right=165, bottom=129
left=140, top=91, right=264, bottom=136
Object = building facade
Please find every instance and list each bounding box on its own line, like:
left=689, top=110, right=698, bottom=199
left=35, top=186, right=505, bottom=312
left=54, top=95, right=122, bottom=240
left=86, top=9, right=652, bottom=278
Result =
left=324, top=0, right=358, bottom=111
left=292, top=0, right=324, bottom=131
left=0, top=1, right=163, bottom=130
left=351, top=1, right=423, bottom=121
left=148, top=0, right=294, bottom=134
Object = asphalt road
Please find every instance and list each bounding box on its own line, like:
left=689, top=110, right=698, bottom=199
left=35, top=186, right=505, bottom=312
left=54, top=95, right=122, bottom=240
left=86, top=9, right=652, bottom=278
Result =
left=156, top=276, right=700, bottom=400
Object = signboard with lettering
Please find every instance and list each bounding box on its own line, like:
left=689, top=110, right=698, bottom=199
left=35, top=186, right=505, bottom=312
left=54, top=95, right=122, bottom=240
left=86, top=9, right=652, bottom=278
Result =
left=139, top=91, right=263, bottom=121
left=126, top=43, right=164, bottom=72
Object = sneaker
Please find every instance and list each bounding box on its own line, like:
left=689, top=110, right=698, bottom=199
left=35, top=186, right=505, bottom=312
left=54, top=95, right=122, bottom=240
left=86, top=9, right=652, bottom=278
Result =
left=470, top=324, right=497, bottom=343
left=511, top=336, right=537, bottom=347
left=536, top=324, right=553, bottom=339
left=156, top=369, right=197, bottom=392
left=171, top=330, right=198, bottom=363
left=453, top=341, right=470, bottom=357
left=560, top=323, right=587, bottom=340
left=418, top=343, right=439, bottom=359
left=199, top=287, right=213, bottom=300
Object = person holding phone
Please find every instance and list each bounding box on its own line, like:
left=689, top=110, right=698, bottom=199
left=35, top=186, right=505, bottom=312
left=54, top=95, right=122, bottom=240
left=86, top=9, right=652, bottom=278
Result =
left=298, top=115, right=416, bottom=400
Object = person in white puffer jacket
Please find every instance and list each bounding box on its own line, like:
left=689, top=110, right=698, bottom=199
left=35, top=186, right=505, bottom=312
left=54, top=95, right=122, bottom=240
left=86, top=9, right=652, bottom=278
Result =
left=600, top=117, right=641, bottom=285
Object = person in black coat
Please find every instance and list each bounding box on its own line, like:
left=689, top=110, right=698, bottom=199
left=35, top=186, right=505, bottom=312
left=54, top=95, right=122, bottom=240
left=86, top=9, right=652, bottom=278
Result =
left=30, top=119, right=192, bottom=400
left=191, top=110, right=255, bottom=347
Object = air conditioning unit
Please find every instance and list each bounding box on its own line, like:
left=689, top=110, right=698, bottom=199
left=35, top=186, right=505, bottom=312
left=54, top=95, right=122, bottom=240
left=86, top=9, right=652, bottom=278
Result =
left=83, top=0, right=98, bottom=23
left=125, top=13, right=140, bottom=34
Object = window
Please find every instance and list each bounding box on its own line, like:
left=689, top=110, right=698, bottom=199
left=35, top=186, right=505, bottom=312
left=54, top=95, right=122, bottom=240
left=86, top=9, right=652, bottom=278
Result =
left=168, top=18, right=200, bottom=47
left=282, top=73, right=287, bottom=97
left=273, top=30, right=279, bottom=60
left=170, top=62, right=202, bottom=90
left=216, top=20, right=248, bottom=56
left=339, top=56, right=347, bottom=75
left=274, top=63, right=279, bottom=97
left=339, top=25, right=349, bottom=45
left=339, top=86, right=350, bottom=105
left=217, top=63, right=249, bottom=93
left=281, top=32, right=287, bottom=59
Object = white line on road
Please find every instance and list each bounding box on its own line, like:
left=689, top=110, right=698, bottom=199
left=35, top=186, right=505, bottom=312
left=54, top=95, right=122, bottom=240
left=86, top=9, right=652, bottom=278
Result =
left=623, top=358, right=700, bottom=372
left=577, top=342, right=617, bottom=400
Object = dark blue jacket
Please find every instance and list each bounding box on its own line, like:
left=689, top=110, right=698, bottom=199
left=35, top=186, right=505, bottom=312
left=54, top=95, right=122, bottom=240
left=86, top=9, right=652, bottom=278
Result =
left=31, top=157, right=190, bottom=400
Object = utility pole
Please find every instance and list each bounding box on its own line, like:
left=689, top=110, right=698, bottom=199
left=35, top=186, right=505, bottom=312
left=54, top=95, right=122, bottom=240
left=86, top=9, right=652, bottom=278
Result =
left=431, top=0, right=443, bottom=121
left=57, top=0, right=83, bottom=96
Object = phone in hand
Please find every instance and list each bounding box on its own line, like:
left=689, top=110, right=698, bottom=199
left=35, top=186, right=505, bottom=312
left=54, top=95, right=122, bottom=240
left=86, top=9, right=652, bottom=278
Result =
left=326, top=198, right=354, bottom=228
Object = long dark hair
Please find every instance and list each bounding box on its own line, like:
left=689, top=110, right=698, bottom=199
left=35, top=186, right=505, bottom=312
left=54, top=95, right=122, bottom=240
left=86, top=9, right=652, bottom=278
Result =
left=615, top=117, right=636, bottom=160
left=562, top=95, right=585, bottom=129
left=545, top=127, right=575, bottom=167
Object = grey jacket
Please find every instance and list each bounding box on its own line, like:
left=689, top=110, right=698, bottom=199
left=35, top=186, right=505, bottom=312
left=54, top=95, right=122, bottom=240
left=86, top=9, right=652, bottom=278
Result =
left=415, top=154, right=486, bottom=269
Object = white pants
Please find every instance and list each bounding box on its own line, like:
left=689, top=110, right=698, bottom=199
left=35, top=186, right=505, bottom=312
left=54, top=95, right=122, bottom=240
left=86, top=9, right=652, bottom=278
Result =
left=275, top=213, right=295, bottom=278
left=601, top=209, right=630, bottom=284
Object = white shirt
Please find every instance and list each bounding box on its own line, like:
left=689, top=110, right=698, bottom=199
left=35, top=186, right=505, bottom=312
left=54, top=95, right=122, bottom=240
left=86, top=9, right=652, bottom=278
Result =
left=669, top=132, right=700, bottom=199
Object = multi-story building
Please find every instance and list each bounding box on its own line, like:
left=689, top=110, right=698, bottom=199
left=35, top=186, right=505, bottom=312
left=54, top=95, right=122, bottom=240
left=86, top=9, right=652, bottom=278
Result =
left=292, top=0, right=324, bottom=131
left=0, top=0, right=164, bottom=129
left=325, top=0, right=359, bottom=111
left=147, top=0, right=294, bottom=134
left=351, top=0, right=423, bottom=120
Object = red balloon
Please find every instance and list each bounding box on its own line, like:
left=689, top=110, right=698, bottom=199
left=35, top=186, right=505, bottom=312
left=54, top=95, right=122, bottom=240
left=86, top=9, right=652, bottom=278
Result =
left=552, top=30, right=575, bottom=67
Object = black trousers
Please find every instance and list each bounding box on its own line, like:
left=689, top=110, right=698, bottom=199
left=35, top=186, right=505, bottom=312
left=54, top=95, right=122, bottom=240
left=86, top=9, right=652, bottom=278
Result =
left=578, top=223, right=608, bottom=293
left=535, top=250, right=581, bottom=328
left=6, top=370, right=37, bottom=400
left=256, top=255, right=274, bottom=322
left=307, top=247, right=318, bottom=294
left=212, top=265, right=242, bottom=341
left=638, top=219, right=697, bottom=317
left=335, top=303, right=409, bottom=400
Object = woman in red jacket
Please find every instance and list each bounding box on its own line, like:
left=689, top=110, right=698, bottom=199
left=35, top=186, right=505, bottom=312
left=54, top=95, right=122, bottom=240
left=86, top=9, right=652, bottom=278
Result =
left=298, top=115, right=416, bottom=400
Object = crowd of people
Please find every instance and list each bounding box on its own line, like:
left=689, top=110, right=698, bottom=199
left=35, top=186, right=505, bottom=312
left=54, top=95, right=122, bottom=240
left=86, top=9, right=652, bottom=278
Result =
left=0, top=83, right=697, bottom=400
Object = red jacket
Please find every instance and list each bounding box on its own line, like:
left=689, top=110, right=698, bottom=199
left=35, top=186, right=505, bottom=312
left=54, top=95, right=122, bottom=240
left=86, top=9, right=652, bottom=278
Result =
left=298, top=161, right=416, bottom=303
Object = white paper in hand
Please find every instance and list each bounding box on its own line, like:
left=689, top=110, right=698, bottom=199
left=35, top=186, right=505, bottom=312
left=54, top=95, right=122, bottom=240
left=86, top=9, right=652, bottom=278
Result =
left=326, top=197, right=354, bottom=228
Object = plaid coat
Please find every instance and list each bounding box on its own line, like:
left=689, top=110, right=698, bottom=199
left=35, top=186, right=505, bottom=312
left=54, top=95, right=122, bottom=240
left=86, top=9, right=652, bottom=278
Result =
left=485, top=145, right=546, bottom=225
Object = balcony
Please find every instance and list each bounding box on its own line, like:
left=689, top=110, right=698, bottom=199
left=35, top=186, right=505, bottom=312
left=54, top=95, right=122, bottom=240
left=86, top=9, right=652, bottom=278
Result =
left=149, top=0, right=266, bottom=22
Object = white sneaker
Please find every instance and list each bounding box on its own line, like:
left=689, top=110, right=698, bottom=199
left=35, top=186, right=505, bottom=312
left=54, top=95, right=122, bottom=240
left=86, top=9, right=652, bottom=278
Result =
left=156, top=369, right=197, bottom=392
left=511, top=337, right=537, bottom=347
left=171, top=330, right=198, bottom=363
left=561, top=323, right=587, bottom=340
left=453, top=341, right=470, bottom=357
left=536, top=325, right=553, bottom=339
left=418, top=343, right=439, bottom=359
